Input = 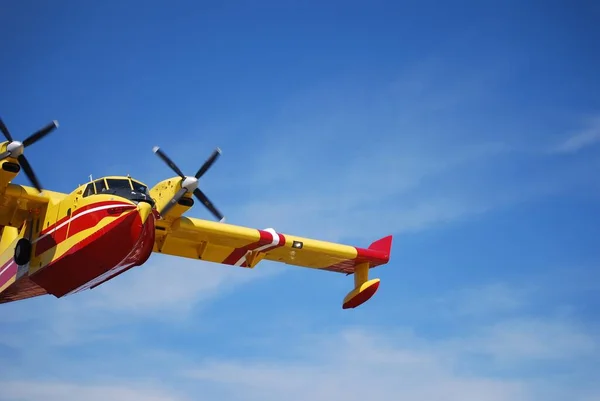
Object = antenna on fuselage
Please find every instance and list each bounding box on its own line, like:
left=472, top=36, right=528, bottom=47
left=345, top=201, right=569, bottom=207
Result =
left=89, top=174, right=93, bottom=182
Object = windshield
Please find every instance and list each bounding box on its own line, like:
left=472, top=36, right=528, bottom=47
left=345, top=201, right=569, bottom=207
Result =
left=106, top=179, right=132, bottom=190
left=131, top=180, right=148, bottom=194
left=82, top=177, right=153, bottom=206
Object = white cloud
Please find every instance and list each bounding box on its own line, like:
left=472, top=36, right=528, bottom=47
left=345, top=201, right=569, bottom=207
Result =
left=188, top=71, right=599, bottom=245
left=2, top=279, right=598, bottom=401
left=550, top=115, right=600, bottom=154
left=172, top=278, right=599, bottom=401
left=462, top=318, right=598, bottom=362
left=0, top=381, right=187, bottom=401
left=181, top=323, right=598, bottom=401
left=0, top=256, right=285, bottom=350
left=435, top=283, right=525, bottom=317
left=81, top=253, right=281, bottom=316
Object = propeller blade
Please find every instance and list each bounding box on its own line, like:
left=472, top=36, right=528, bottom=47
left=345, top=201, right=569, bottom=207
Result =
left=23, top=120, right=58, bottom=147
left=0, top=151, right=12, bottom=160
left=194, top=147, right=221, bottom=179
left=193, top=188, right=224, bottom=221
left=159, top=187, right=188, bottom=217
left=152, top=145, right=225, bottom=221
left=153, top=146, right=186, bottom=179
left=0, top=118, right=13, bottom=142
left=17, top=154, right=42, bottom=192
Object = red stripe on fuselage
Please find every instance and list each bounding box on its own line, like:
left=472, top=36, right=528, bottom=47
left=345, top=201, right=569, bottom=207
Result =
left=0, top=259, right=17, bottom=290
left=39, top=200, right=136, bottom=236
left=34, top=201, right=136, bottom=256
left=41, top=201, right=115, bottom=235
left=30, top=208, right=150, bottom=297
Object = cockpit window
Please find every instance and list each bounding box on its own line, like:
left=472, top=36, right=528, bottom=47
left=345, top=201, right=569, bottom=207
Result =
left=106, top=179, right=132, bottom=190
left=83, top=183, right=95, bottom=197
left=95, top=179, right=107, bottom=193
left=131, top=180, right=148, bottom=194
left=83, top=179, right=108, bottom=197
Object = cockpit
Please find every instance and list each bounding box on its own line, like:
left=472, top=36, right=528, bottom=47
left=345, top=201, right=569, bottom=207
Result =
left=81, top=176, right=154, bottom=206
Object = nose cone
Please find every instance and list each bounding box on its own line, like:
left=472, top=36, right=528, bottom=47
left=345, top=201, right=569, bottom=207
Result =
left=137, top=202, right=153, bottom=225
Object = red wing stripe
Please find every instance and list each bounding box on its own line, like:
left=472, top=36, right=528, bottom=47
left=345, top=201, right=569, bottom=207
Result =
left=221, top=229, right=273, bottom=265
left=221, top=229, right=286, bottom=267
left=238, top=230, right=286, bottom=268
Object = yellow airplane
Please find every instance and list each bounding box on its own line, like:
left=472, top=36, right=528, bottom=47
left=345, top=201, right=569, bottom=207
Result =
left=0, top=117, right=392, bottom=309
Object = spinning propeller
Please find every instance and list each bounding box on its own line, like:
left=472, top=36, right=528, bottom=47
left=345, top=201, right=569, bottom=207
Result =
left=152, top=146, right=225, bottom=222
left=0, top=117, right=58, bottom=192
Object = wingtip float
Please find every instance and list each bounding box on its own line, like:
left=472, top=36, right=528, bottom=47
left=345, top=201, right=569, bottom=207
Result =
left=342, top=235, right=393, bottom=309
left=0, top=116, right=394, bottom=310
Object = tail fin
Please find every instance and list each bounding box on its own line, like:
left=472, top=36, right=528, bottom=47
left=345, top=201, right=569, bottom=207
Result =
left=367, top=235, right=393, bottom=263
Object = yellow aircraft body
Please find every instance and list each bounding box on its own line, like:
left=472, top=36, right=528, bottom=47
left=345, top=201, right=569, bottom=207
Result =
left=0, top=118, right=392, bottom=309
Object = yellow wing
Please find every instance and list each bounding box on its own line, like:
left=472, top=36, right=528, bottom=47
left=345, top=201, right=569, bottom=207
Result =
left=153, top=216, right=393, bottom=309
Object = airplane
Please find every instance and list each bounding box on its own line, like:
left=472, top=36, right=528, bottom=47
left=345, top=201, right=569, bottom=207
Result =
left=0, top=117, right=393, bottom=309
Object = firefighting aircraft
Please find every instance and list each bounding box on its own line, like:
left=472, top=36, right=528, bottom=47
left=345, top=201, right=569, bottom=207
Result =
left=0, top=117, right=392, bottom=309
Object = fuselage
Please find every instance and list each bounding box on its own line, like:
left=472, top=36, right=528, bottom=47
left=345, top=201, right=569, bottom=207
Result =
left=0, top=176, right=157, bottom=302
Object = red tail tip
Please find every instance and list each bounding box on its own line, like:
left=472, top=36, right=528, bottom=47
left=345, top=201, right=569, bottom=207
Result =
left=368, top=235, right=393, bottom=256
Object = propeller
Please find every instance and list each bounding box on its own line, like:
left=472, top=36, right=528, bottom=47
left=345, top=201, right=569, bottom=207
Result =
left=152, top=146, right=225, bottom=222
left=0, top=117, right=59, bottom=192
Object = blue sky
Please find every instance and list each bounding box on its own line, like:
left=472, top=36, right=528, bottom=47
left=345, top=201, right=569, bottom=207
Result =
left=1, top=1, right=600, bottom=400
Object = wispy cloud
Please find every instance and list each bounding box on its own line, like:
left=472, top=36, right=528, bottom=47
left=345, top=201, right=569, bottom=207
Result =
left=183, top=329, right=530, bottom=401
left=5, top=320, right=594, bottom=401
left=550, top=115, right=600, bottom=154
left=175, top=277, right=599, bottom=401
left=435, top=283, right=526, bottom=318
left=199, top=72, right=599, bottom=244
left=0, top=255, right=284, bottom=353
left=82, top=253, right=280, bottom=316
left=463, top=317, right=598, bottom=363
left=1, top=278, right=598, bottom=401
left=181, top=320, right=598, bottom=401
left=0, top=380, right=187, bottom=401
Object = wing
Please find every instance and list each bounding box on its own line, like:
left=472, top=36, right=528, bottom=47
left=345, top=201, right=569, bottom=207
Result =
left=154, top=216, right=393, bottom=309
